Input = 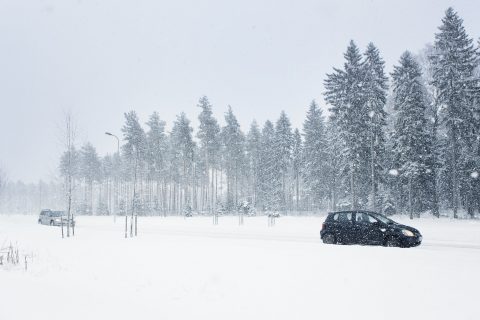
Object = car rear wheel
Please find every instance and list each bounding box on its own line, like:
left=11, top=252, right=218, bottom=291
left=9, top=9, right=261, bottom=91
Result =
left=323, top=233, right=336, bottom=245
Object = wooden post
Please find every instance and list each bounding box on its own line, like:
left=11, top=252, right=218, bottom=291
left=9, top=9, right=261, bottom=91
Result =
left=125, top=215, right=128, bottom=238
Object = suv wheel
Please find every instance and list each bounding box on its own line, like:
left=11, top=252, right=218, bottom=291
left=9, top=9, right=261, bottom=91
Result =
left=323, top=233, right=336, bottom=245
left=50, top=220, right=54, bottom=226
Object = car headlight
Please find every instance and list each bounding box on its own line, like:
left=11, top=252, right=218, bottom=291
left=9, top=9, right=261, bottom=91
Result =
left=401, top=229, right=415, bottom=237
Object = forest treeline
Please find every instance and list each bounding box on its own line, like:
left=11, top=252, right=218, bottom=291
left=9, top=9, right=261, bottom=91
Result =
left=1, top=8, right=479, bottom=218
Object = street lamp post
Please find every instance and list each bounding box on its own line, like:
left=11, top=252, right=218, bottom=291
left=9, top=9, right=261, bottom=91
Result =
left=105, top=132, right=120, bottom=227
left=105, top=132, right=119, bottom=155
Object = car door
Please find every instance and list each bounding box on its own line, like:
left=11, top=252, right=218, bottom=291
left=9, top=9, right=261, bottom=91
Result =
left=327, top=213, right=341, bottom=239
left=337, top=212, right=354, bottom=244
left=354, top=212, right=384, bottom=245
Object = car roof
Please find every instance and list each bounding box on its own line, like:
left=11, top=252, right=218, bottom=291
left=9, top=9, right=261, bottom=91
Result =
left=328, top=210, right=354, bottom=215
left=328, top=210, right=381, bottom=215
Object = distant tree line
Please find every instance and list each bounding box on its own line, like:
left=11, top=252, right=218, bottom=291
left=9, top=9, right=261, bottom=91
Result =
left=1, top=8, right=479, bottom=218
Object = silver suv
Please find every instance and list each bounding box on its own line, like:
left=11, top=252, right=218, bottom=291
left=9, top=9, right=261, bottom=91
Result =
left=38, top=209, right=75, bottom=227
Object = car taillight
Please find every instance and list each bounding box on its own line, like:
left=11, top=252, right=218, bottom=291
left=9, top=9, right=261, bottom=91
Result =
left=321, top=222, right=325, bottom=230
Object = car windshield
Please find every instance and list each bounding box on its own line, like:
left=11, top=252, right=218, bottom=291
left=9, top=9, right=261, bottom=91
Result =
left=371, top=213, right=396, bottom=224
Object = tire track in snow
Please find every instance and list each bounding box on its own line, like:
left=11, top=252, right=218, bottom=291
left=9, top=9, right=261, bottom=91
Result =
left=81, top=223, right=480, bottom=250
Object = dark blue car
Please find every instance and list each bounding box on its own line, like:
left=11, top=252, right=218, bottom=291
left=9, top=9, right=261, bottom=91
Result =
left=320, top=211, right=422, bottom=247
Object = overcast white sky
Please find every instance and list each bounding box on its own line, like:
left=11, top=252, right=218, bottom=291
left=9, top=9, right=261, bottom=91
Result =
left=1, top=0, right=479, bottom=182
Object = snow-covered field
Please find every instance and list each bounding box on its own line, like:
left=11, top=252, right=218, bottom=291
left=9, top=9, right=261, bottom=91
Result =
left=1, top=214, right=479, bottom=320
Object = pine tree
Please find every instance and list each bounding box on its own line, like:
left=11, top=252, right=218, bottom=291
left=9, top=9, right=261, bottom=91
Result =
left=146, top=112, right=167, bottom=213
left=60, top=147, right=80, bottom=182
left=122, top=111, right=148, bottom=161
left=429, top=7, right=480, bottom=217
left=391, top=51, right=435, bottom=218
left=122, top=111, right=147, bottom=228
left=79, top=143, right=102, bottom=215
left=101, top=154, right=114, bottom=215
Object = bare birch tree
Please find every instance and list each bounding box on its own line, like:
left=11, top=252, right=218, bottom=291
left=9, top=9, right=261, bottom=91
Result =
left=59, top=110, right=77, bottom=237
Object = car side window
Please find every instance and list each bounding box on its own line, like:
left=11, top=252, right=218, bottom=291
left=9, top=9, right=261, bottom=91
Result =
left=356, top=212, right=369, bottom=224
left=356, top=212, right=379, bottom=224
left=338, top=212, right=352, bottom=223
left=355, top=212, right=366, bottom=223
left=332, top=214, right=339, bottom=221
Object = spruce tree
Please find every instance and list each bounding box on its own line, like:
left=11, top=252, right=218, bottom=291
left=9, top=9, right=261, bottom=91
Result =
left=171, top=112, right=195, bottom=212
left=246, top=121, right=262, bottom=208
left=257, top=120, right=279, bottom=211
left=197, top=96, right=221, bottom=213
left=429, top=7, right=479, bottom=217
left=363, top=43, right=388, bottom=211
left=324, top=41, right=369, bottom=208
left=391, top=51, right=435, bottom=218
left=292, top=128, right=302, bottom=212
left=302, top=100, right=328, bottom=210
left=325, top=121, right=343, bottom=211
left=221, top=106, right=245, bottom=211
left=273, top=111, right=293, bottom=212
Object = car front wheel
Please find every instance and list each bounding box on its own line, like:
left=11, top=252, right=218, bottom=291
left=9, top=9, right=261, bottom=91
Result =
left=385, top=237, right=399, bottom=247
left=50, top=220, right=54, bottom=226
left=322, top=233, right=336, bottom=245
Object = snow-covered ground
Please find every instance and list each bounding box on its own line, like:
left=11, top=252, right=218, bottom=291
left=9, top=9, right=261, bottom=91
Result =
left=1, top=214, right=479, bottom=320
